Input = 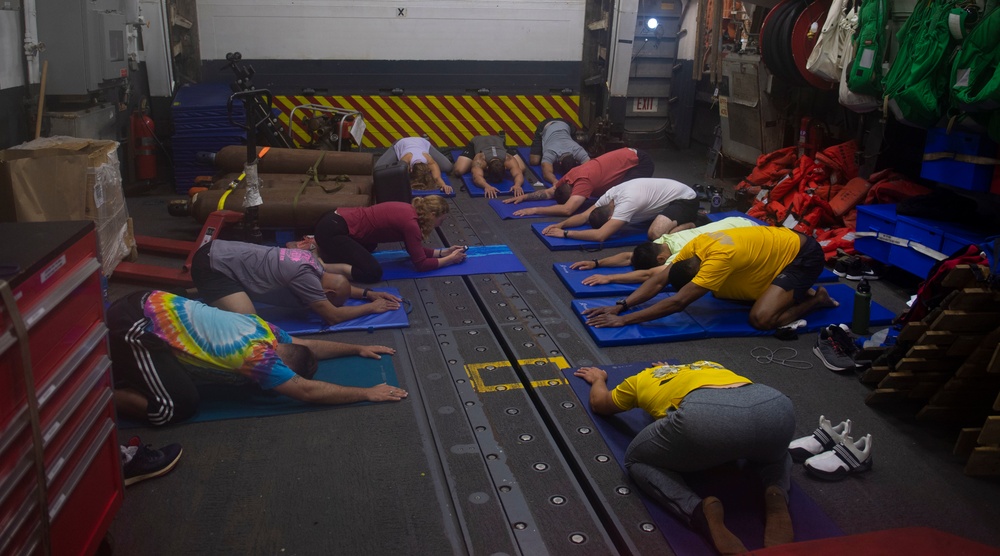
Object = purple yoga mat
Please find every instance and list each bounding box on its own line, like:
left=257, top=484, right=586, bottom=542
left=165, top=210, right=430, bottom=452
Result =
left=562, top=361, right=843, bottom=555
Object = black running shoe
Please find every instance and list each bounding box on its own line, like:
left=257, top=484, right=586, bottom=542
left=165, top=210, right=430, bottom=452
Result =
left=832, top=256, right=858, bottom=278
left=813, top=326, right=857, bottom=372
left=845, top=258, right=878, bottom=281
left=122, top=436, right=183, bottom=486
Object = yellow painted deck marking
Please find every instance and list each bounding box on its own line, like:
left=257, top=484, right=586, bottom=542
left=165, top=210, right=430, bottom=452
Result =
left=464, top=357, right=570, bottom=393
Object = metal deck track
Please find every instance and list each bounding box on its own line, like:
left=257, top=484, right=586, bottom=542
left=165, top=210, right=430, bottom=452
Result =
left=388, top=197, right=673, bottom=555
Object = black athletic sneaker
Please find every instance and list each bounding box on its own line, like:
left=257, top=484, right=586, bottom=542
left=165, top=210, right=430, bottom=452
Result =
left=122, top=436, right=183, bottom=486
left=845, top=258, right=878, bottom=281
left=813, top=326, right=857, bottom=372
left=828, top=324, right=862, bottom=361
left=832, top=256, right=858, bottom=278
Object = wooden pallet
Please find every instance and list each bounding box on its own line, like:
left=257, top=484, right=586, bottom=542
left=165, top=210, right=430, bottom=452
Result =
left=955, top=416, right=1000, bottom=477
left=866, top=266, right=999, bottom=426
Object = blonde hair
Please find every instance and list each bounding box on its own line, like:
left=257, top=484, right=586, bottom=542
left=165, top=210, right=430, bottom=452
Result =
left=409, top=162, right=437, bottom=190
left=412, top=195, right=450, bottom=237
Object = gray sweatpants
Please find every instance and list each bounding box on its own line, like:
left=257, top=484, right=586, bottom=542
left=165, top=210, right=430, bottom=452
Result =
left=624, top=383, right=795, bottom=524
left=376, top=142, right=453, bottom=174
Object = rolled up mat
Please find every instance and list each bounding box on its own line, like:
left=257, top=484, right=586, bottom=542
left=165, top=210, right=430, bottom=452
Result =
left=212, top=173, right=373, bottom=196
left=215, top=145, right=375, bottom=175
left=191, top=188, right=370, bottom=227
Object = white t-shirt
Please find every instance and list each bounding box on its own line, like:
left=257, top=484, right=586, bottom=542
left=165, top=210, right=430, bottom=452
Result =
left=594, top=178, right=696, bottom=223
left=393, top=137, right=430, bottom=167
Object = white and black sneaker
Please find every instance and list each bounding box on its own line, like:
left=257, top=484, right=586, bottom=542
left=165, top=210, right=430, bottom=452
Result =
left=788, top=416, right=853, bottom=463
left=804, top=434, right=873, bottom=481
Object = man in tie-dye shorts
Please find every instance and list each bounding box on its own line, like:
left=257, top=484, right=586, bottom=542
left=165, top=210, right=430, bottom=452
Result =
left=107, top=290, right=408, bottom=426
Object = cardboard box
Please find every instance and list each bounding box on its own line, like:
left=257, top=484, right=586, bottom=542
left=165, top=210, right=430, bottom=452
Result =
left=0, top=136, right=135, bottom=275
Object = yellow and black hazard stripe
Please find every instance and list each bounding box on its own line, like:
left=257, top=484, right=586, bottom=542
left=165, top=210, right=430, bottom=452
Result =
left=274, top=95, right=581, bottom=149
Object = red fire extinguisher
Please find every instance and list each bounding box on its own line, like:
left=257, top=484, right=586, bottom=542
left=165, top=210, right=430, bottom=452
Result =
left=797, top=117, right=825, bottom=158
left=131, top=111, right=157, bottom=181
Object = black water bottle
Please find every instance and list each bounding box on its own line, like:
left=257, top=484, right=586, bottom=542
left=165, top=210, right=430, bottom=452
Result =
left=851, top=278, right=872, bottom=335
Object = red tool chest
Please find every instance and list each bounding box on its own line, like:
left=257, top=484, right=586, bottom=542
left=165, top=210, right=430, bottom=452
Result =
left=0, top=221, right=123, bottom=555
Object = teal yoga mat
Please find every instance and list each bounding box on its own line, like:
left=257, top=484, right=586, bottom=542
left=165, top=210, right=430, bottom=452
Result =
left=120, top=356, right=399, bottom=426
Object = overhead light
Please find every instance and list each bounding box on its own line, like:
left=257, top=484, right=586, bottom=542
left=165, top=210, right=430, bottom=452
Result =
left=647, top=17, right=659, bottom=30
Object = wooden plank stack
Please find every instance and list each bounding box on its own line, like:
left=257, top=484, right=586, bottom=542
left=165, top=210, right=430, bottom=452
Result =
left=861, top=265, right=1000, bottom=476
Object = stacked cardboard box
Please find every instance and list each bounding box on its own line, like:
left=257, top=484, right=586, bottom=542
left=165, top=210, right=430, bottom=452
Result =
left=0, top=136, right=135, bottom=275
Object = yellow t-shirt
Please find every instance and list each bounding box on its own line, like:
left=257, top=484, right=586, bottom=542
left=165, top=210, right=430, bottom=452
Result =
left=654, top=216, right=757, bottom=264
left=672, top=226, right=802, bottom=300
left=611, top=361, right=752, bottom=419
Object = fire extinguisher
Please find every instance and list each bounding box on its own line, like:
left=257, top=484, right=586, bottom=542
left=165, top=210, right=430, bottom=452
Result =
left=797, top=117, right=825, bottom=158
left=131, top=111, right=157, bottom=181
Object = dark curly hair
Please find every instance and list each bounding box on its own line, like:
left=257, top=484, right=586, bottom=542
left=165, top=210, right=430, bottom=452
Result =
left=668, top=257, right=701, bottom=290
left=588, top=205, right=613, bottom=229
left=554, top=153, right=580, bottom=175
left=485, top=158, right=505, bottom=183
left=631, top=242, right=661, bottom=270
left=553, top=183, right=573, bottom=204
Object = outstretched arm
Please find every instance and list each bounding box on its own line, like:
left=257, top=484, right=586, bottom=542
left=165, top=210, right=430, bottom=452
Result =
left=273, top=375, right=408, bottom=404
left=470, top=165, right=500, bottom=198
left=508, top=160, right=525, bottom=197
left=562, top=218, right=626, bottom=243
left=570, top=251, right=633, bottom=270
left=540, top=162, right=558, bottom=186
left=291, top=336, right=396, bottom=360
left=514, top=195, right=586, bottom=217
left=587, top=279, right=709, bottom=327
left=309, top=298, right=400, bottom=326
left=542, top=204, right=596, bottom=235
left=582, top=264, right=670, bottom=319
left=504, top=186, right=555, bottom=205
left=572, top=367, right=623, bottom=416
left=426, top=158, right=453, bottom=194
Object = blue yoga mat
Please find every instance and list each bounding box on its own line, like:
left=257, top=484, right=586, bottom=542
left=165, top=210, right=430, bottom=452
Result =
left=531, top=221, right=650, bottom=251
left=120, top=356, right=400, bottom=427
left=488, top=197, right=597, bottom=220
left=254, top=287, right=408, bottom=336
left=554, top=263, right=841, bottom=299
left=489, top=199, right=557, bottom=219
left=374, top=245, right=526, bottom=280
left=562, top=361, right=843, bottom=555
left=708, top=210, right=767, bottom=225
left=554, top=262, right=656, bottom=298
left=452, top=147, right=539, bottom=197
left=572, top=283, right=896, bottom=346
left=411, top=174, right=455, bottom=197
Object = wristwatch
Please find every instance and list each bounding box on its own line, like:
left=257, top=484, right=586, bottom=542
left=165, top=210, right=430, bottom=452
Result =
left=616, top=298, right=630, bottom=312
left=563, top=229, right=570, bottom=239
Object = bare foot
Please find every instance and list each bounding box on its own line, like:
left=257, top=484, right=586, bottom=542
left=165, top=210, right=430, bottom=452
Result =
left=814, top=286, right=839, bottom=308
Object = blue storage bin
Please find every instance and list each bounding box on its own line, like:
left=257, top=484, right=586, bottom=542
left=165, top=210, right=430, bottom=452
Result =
left=921, top=128, right=998, bottom=192
left=855, top=204, right=897, bottom=264
left=889, top=217, right=941, bottom=279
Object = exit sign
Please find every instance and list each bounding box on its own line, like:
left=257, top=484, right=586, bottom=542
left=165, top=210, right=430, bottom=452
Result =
left=633, top=97, right=658, bottom=112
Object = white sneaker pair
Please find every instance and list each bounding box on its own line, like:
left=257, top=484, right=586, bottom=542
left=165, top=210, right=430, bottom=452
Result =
left=788, top=416, right=873, bottom=481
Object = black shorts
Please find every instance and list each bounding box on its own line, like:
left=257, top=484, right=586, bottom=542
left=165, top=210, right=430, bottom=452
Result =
left=658, top=197, right=700, bottom=226
left=190, top=242, right=244, bottom=303
left=771, top=234, right=825, bottom=302
left=622, top=149, right=655, bottom=181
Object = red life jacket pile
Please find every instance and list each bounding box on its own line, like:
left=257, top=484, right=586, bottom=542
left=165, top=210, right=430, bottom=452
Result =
left=738, top=141, right=931, bottom=260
